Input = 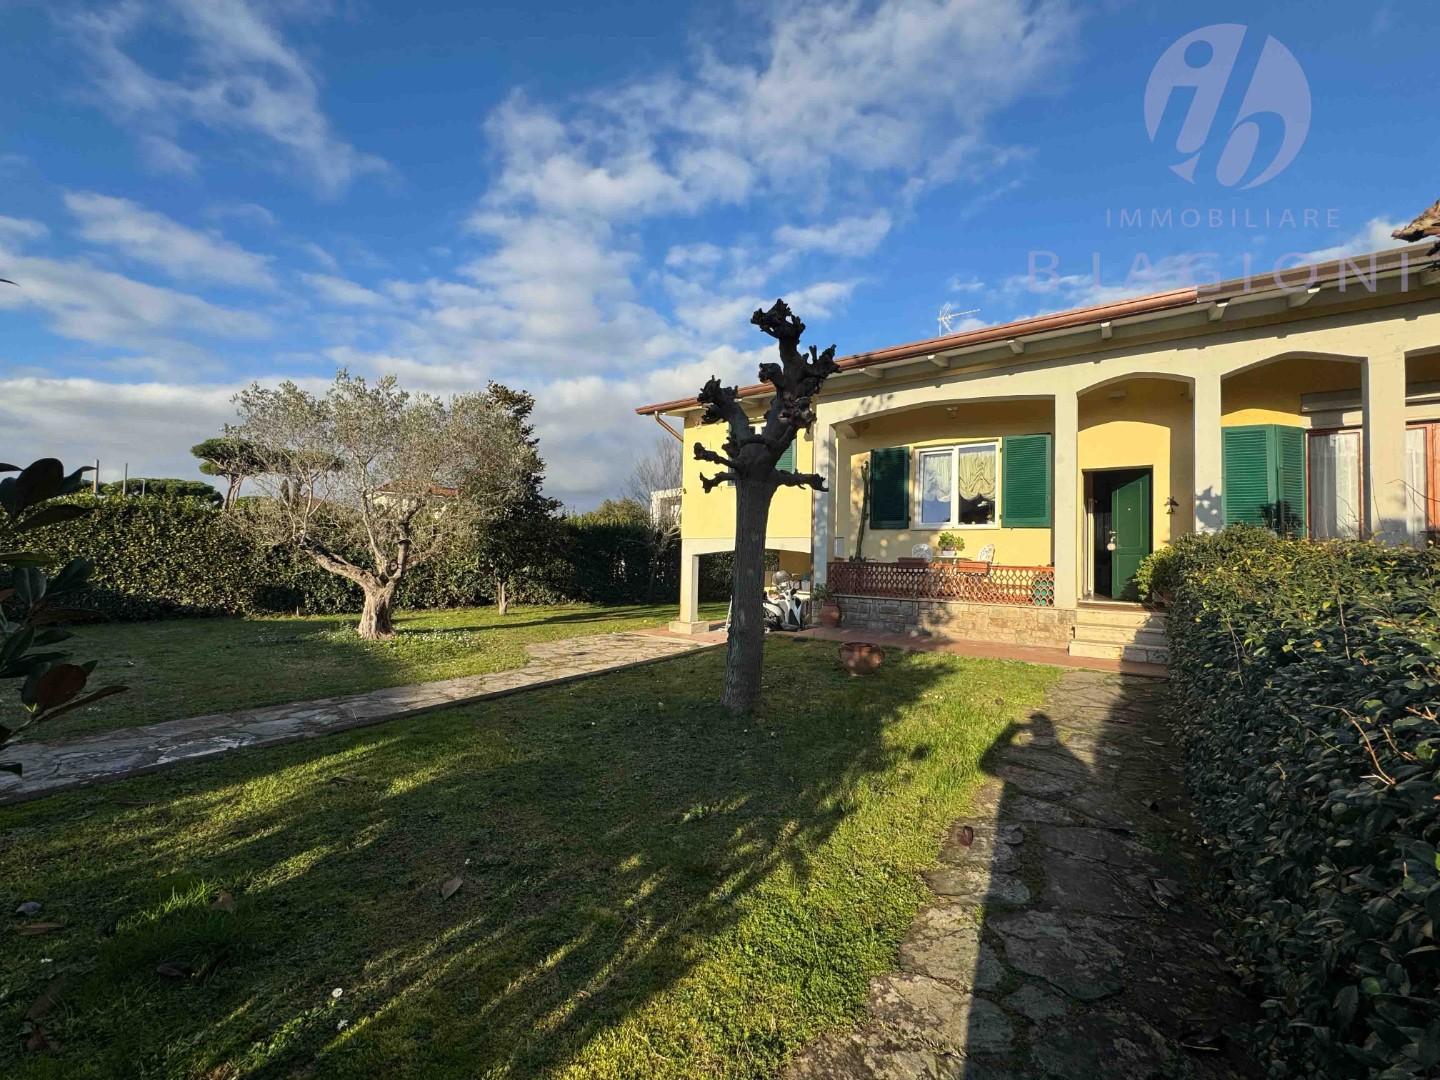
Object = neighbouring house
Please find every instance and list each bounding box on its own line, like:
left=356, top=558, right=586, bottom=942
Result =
left=635, top=245, right=1440, bottom=667
left=649, top=486, right=682, bottom=527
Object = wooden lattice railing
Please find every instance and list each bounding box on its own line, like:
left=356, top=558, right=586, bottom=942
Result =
left=827, top=560, right=1055, bottom=607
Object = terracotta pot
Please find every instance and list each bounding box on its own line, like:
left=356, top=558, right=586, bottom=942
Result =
left=818, top=600, right=842, bottom=628
left=839, top=641, right=885, bottom=677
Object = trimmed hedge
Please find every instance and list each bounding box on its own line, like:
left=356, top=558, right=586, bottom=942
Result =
left=0, top=497, right=728, bottom=619
left=1165, top=526, right=1440, bottom=1077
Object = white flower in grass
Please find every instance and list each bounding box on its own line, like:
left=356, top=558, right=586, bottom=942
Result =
left=331, top=987, right=344, bottom=999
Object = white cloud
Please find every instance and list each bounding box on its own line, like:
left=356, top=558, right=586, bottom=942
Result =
left=477, top=1, right=1071, bottom=225
left=664, top=242, right=725, bottom=269
left=206, top=201, right=277, bottom=229
left=0, top=216, right=48, bottom=243
left=0, top=377, right=240, bottom=484
left=65, top=191, right=275, bottom=288
left=1294, top=218, right=1421, bottom=265
left=302, top=272, right=386, bottom=308
left=70, top=0, right=386, bottom=197
left=300, top=242, right=341, bottom=272
left=775, top=212, right=892, bottom=257
left=0, top=236, right=269, bottom=348
left=137, top=133, right=199, bottom=176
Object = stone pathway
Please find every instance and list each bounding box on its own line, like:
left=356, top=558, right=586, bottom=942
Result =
left=0, top=631, right=713, bottom=805
left=787, top=670, right=1257, bottom=1080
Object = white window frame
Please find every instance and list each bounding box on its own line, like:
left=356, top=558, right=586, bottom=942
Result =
left=912, top=440, right=1001, bottom=530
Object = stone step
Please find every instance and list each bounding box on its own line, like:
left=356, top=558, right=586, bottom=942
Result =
left=1068, top=640, right=1171, bottom=665
left=1074, top=606, right=1166, bottom=630
left=1071, top=625, right=1170, bottom=648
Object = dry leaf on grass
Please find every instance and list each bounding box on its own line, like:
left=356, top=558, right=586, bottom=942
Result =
left=15, top=922, right=64, bottom=936
left=26, top=974, right=67, bottom=1021
left=211, top=891, right=236, bottom=913
left=24, top=1025, right=60, bottom=1053
left=440, top=876, right=463, bottom=900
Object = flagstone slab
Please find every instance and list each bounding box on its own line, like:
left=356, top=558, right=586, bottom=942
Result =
left=0, top=630, right=715, bottom=805
left=784, top=670, right=1258, bottom=1080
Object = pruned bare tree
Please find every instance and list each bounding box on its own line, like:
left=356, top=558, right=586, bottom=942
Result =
left=1393, top=198, right=1440, bottom=255
left=230, top=371, right=532, bottom=639
left=693, top=299, right=839, bottom=714
left=625, top=434, right=682, bottom=511
left=625, top=434, right=683, bottom=601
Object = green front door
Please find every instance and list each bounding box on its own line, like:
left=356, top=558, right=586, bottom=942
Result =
left=1109, top=470, right=1152, bottom=601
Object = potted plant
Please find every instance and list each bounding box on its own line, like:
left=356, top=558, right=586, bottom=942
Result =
left=936, top=530, right=966, bottom=559
left=810, top=583, right=842, bottom=628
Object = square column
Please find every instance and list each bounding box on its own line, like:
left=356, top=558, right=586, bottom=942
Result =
left=1192, top=371, right=1223, bottom=533
left=1052, top=390, right=1079, bottom=610
left=1363, top=349, right=1409, bottom=542
left=810, top=423, right=837, bottom=588
left=669, top=543, right=706, bottom=634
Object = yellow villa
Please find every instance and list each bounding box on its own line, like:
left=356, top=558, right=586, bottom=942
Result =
left=635, top=246, right=1440, bottom=666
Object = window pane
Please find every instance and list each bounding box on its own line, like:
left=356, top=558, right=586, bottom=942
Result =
left=1406, top=426, right=1428, bottom=545
left=1308, top=431, right=1360, bottom=539
left=918, top=451, right=952, bottom=525
left=956, top=443, right=997, bottom=524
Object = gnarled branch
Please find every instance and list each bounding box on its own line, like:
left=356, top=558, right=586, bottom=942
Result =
left=693, top=443, right=738, bottom=470
left=700, top=471, right=735, bottom=493
left=772, top=469, right=828, bottom=492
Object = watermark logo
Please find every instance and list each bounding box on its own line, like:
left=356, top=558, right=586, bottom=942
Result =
left=1144, top=24, right=1310, bottom=189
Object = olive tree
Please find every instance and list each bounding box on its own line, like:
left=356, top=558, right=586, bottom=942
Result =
left=693, top=299, right=838, bottom=714
left=230, top=371, right=533, bottom=639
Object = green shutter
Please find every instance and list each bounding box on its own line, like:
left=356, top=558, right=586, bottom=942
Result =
left=868, top=447, right=909, bottom=529
left=776, top=440, right=796, bottom=473
left=1274, top=426, right=1307, bottom=537
left=1001, top=433, right=1052, bottom=527
left=1222, top=424, right=1307, bottom=536
left=1222, top=426, right=1272, bottom=528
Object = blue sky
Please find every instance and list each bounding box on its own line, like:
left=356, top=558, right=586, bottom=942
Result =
left=0, top=0, right=1435, bottom=507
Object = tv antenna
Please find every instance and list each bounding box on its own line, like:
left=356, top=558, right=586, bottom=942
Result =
left=938, top=303, right=979, bottom=335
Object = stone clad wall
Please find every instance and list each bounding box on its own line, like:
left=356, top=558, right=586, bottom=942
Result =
left=835, top=595, right=1076, bottom=648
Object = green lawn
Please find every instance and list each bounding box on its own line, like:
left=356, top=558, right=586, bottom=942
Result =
left=0, top=640, right=1057, bottom=1079
left=35, top=602, right=726, bottom=740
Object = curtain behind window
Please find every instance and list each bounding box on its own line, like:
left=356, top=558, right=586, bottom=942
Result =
left=1406, top=426, right=1428, bottom=545
left=918, top=450, right=952, bottom=525
left=956, top=444, right=996, bottom=524
left=1309, top=430, right=1360, bottom=539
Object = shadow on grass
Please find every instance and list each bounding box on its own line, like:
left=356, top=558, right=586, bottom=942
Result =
left=1, top=639, right=997, bottom=1079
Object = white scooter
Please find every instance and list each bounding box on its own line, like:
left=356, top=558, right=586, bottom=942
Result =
left=762, top=570, right=807, bottom=632
left=724, top=569, right=809, bottom=633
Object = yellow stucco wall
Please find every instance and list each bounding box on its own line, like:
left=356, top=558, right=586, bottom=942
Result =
left=1220, top=356, right=1361, bottom=426
left=1078, top=378, right=1194, bottom=548
left=835, top=401, right=1054, bottom=565
left=680, top=414, right=814, bottom=541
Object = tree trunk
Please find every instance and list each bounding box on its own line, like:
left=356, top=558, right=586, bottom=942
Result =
left=358, top=581, right=397, bottom=640
left=496, top=575, right=509, bottom=616
left=722, top=477, right=775, bottom=714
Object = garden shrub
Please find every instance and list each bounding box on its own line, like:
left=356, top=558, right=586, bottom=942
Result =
left=1165, top=526, right=1440, bottom=1076
left=0, top=496, right=687, bottom=619
left=1133, top=542, right=1182, bottom=605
